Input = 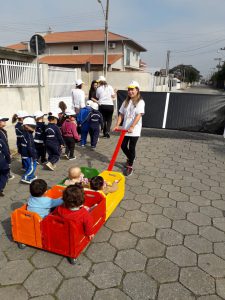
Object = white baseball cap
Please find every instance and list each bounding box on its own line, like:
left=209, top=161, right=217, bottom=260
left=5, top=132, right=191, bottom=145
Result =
left=34, top=110, right=46, bottom=119
left=48, top=112, right=59, bottom=119
left=86, top=100, right=93, bottom=107
left=128, top=80, right=140, bottom=89
left=0, top=116, right=9, bottom=121
left=65, top=110, right=76, bottom=116
left=75, top=79, right=84, bottom=86
left=98, top=75, right=106, bottom=82
left=17, top=110, right=29, bottom=118
left=91, top=102, right=99, bottom=110
left=23, top=117, right=36, bottom=126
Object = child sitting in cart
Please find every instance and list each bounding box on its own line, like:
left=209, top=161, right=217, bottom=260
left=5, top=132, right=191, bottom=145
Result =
left=90, top=176, right=119, bottom=195
left=64, top=166, right=88, bottom=186
left=52, top=184, right=94, bottom=239
left=27, top=179, right=63, bottom=218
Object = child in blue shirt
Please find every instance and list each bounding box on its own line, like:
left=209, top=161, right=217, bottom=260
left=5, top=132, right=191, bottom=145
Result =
left=77, top=100, right=93, bottom=147
left=27, top=179, right=63, bottom=218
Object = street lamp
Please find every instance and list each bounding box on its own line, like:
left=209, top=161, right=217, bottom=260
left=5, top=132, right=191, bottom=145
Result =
left=97, top=0, right=109, bottom=78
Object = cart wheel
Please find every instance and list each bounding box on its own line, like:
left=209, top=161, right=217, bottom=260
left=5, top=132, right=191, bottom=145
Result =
left=18, top=243, right=26, bottom=249
left=68, top=257, right=77, bottom=265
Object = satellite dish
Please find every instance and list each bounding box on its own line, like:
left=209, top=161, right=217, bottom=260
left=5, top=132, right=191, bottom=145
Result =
left=30, top=34, right=46, bottom=55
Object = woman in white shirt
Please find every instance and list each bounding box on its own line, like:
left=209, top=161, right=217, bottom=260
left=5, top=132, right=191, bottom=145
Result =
left=96, top=76, right=116, bottom=138
left=114, top=81, right=145, bottom=176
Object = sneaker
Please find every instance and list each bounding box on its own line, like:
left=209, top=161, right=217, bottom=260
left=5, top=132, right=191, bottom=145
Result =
left=106, top=133, right=110, bottom=138
left=8, top=174, right=15, bottom=180
left=81, top=144, right=85, bottom=148
left=124, top=166, right=133, bottom=177
left=91, top=146, right=96, bottom=149
left=69, top=156, right=77, bottom=160
left=0, top=191, right=5, bottom=197
left=21, top=178, right=32, bottom=184
left=64, top=154, right=69, bottom=159
left=31, top=176, right=38, bottom=182
left=45, top=162, right=55, bottom=171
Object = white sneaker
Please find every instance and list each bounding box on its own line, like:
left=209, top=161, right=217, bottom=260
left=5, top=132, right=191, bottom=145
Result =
left=46, top=162, right=55, bottom=171
left=21, top=178, right=32, bottom=184
left=8, top=174, right=15, bottom=180
left=31, top=176, right=38, bottom=182
left=69, top=156, right=76, bottom=160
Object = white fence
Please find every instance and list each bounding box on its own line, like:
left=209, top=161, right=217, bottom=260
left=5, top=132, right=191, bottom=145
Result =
left=0, top=60, right=43, bottom=87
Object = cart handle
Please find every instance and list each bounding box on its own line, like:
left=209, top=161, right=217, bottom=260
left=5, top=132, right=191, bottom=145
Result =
left=107, top=128, right=128, bottom=171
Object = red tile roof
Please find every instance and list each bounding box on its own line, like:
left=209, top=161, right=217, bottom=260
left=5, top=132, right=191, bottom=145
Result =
left=39, top=54, right=123, bottom=65
left=7, top=30, right=146, bottom=52
left=7, top=43, right=28, bottom=51
left=44, top=30, right=128, bottom=44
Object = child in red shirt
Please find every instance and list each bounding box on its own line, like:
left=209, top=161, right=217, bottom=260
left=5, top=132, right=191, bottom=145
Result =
left=61, top=110, right=80, bottom=160
left=53, top=184, right=94, bottom=239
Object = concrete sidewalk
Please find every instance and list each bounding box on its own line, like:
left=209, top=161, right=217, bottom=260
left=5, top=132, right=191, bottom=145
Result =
left=1, top=129, right=225, bottom=299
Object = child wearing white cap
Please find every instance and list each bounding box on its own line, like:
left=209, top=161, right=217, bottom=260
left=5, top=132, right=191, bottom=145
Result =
left=45, top=112, right=64, bottom=170
left=34, top=111, right=47, bottom=164
left=76, top=100, right=93, bottom=147
left=0, top=116, right=15, bottom=181
left=61, top=110, right=80, bottom=160
left=71, top=79, right=85, bottom=114
left=12, top=110, right=29, bottom=170
left=20, top=117, right=38, bottom=184
left=86, top=102, right=103, bottom=148
left=0, top=116, right=12, bottom=195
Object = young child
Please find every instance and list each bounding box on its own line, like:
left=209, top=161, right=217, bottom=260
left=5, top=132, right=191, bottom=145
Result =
left=34, top=111, right=47, bottom=164
left=45, top=112, right=64, bottom=171
left=87, top=102, right=103, bottom=149
left=12, top=111, right=28, bottom=166
left=64, top=166, right=88, bottom=186
left=57, top=103, right=67, bottom=128
left=76, top=100, right=93, bottom=147
left=0, top=138, right=11, bottom=196
left=0, top=116, right=14, bottom=180
left=27, top=179, right=63, bottom=218
left=90, top=176, right=119, bottom=195
left=52, top=184, right=94, bottom=239
left=20, top=117, right=37, bottom=184
left=61, top=110, right=80, bottom=160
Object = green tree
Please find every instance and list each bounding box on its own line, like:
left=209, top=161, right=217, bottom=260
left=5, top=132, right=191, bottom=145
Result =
left=169, top=64, right=201, bottom=83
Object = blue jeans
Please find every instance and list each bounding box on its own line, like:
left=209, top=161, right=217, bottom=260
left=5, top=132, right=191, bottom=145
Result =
left=22, top=158, right=37, bottom=181
left=80, top=123, right=90, bottom=145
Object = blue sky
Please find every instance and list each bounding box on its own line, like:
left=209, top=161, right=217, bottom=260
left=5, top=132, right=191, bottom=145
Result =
left=1, top=0, right=225, bottom=77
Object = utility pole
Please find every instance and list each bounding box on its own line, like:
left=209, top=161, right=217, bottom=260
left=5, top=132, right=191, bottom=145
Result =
left=166, top=50, right=171, bottom=91
left=165, top=50, right=171, bottom=76
left=97, top=0, right=109, bottom=79
left=104, top=0, right=109, bottom=79
left=35, top=35, right=42, bottom=111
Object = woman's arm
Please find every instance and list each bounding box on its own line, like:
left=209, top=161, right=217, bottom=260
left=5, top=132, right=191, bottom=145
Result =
left=113, top=113, right=124, bottom=131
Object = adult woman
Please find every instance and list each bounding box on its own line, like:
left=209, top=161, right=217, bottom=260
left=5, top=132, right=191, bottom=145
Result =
left=96, top=76, right=116, bottom=138
left=88, top=80, right=98, bottom=103
left=114, top=81, right=145, bottom=176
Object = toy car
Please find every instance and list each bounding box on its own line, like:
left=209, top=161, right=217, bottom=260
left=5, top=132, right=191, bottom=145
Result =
left=11, top=129, right=127, bottom=264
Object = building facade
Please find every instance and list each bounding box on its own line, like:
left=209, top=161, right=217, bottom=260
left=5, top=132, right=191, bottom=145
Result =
left=8, top=30, right=147, bottom=72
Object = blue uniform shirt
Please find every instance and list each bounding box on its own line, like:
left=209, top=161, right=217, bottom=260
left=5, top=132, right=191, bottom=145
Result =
left=45, top=123, right=64, bottom=145
left=0, top=138, right=11, bottom=169
left=21, top=130, right=37, bottom=159
left=34, top=122, right=46, bottom=144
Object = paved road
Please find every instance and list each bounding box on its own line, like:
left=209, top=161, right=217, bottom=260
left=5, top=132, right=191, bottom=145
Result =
left=176, top=85, right=225, bottom=95
left=1, top=129, right=225, bottom=299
